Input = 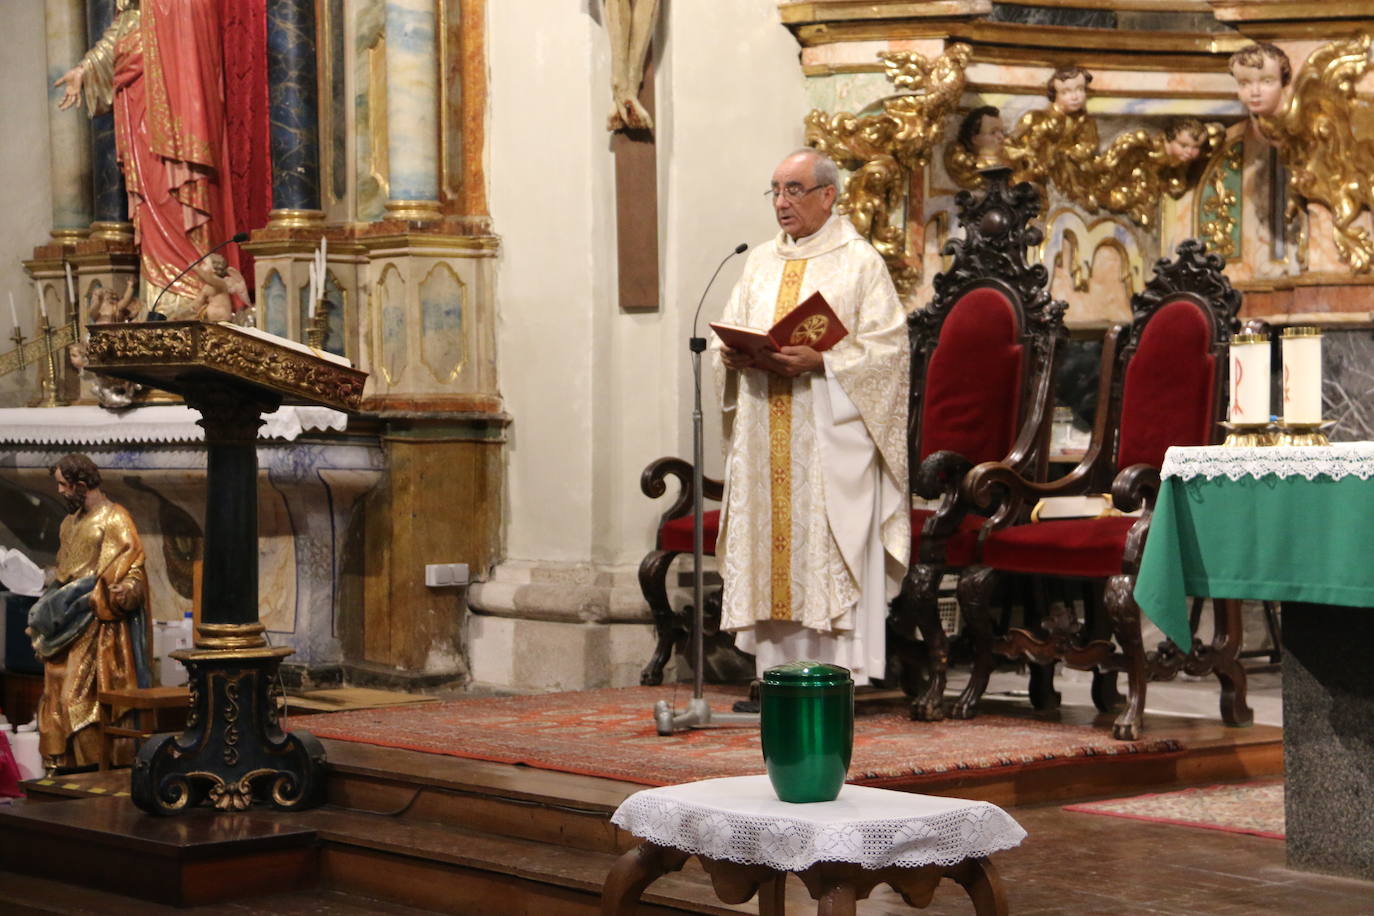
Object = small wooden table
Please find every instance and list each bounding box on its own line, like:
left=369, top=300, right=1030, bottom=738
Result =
left=602, top=775, right=1025, bottom=915
left=96, top=686, right=190, bottom=770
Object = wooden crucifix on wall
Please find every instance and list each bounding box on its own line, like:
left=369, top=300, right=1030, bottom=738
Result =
left=607, top=0, right=660, bottom=311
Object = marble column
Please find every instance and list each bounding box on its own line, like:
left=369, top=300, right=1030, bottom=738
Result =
left=266, top=0, right=324, bottom=227
left=383, top=0, right=442, bottom=222
left=84, top=0, right=131, bottom=241
left=43, top=0, right=93, bottom=240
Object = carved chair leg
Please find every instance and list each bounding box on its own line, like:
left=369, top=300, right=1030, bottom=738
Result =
left=952, top=566, right=999, bottom=720
left=947, top=857, right=1010, bottom=916
left=1263, top=600, right=1284, bottom=663
left=600, top=842, right=691, bottom=915
left=906, top=564, right=949, bottom=721
left=638, top=550, right=682, bottom=686
left=1210, top=598, right=1253, bottom=728
left=1105, top=574, right=1147, bottom=741
left=1024, top=578, right=1061, bottom=711
left=1090, top=669, right=1122, bottom=712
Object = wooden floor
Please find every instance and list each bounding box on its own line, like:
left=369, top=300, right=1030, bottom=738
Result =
left=4, top=682, right=1371, bottom=915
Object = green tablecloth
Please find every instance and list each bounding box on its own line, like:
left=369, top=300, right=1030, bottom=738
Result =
left=1134, top=473, right=1374, bottom=649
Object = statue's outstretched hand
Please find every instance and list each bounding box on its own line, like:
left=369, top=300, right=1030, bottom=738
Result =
left=54, top=66, right=84, bottom=111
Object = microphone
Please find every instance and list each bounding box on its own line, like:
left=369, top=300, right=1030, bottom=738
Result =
left=690, top=242, right=749, bottom=351
left=146, top=231, right=251, bottom=320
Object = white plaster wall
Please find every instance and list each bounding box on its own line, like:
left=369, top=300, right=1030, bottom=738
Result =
left=489, top=0, right=807, bottom=568
left=488, top=3, right=613, bottom=563
left=0, top=2, right=55, bottom=408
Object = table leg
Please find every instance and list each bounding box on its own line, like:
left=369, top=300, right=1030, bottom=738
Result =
left=947, top=857, right=1009, bottom=916
left=758, top=874, right=787, bottom=915
left=600, top=842, right=690, bottom=915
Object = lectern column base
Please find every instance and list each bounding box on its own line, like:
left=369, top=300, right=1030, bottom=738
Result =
left=131, top=646, right=325, bottom=816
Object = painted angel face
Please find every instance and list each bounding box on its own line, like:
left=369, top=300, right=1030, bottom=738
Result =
left=1165, top=130, right=1203, bottom=165
left=1233, top=57, right=1285, bottom=117
left=1051, top=75, right=1088, bottom=114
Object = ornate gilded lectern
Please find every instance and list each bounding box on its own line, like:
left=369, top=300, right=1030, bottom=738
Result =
left=84, top=321, right=367, bottom=815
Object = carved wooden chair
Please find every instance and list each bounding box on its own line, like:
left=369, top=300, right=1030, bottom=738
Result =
left=890, top=169, right=1068, bottom=720
left=635, top=458, right=724, bottom=685
left=954, top=239, right=1247, bottom=740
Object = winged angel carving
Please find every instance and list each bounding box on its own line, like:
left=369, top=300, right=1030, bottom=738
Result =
left=1095, top=118, right=1226, bottom=228
left=805, top=44, right=972, bottom=295
left=1243, top=36, right=1374, bottom=272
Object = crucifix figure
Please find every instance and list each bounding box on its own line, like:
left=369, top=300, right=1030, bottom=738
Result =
left=606, top=0, right=659, bottom=132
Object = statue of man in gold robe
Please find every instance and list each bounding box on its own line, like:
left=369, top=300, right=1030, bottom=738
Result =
left=27, top=454, right=151, bottom=771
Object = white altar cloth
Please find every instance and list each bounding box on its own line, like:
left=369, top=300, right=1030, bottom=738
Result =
left=610, top=774, right=1026, bottom=872
left=0, top=405, right=347, bottom=445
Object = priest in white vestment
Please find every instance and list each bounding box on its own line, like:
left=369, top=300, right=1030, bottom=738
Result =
left=712, top=149, right=910, bottom=684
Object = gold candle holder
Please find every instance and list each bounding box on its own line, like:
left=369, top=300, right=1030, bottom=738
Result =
left=33, top=315, right=67, bottom=408
left=8, top=327, right=26, bottom=370
left=1274, top=421, right=1334, bottom=447
left=1221, top=421, right=1277, bottom=448
left=305, top=301, right=329, bottom=349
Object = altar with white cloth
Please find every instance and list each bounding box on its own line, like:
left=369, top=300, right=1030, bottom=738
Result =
left=1134, top=443, right=1374, bottom=881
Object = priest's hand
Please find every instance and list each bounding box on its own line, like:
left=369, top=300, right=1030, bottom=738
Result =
left=55, top=66, right=85, bottom=111
left=721, top=346, right=755, bottom=371
left=759, top=345, right=822, bottom=377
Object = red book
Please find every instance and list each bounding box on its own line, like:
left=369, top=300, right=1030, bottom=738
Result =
left=710, top=291, right=849, bottom=357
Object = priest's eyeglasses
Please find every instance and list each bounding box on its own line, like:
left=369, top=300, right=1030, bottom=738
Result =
left=765, top=183, right=828, bottom=202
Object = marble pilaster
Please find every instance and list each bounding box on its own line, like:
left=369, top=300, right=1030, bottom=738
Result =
left=84, top=0, right=129, bottom=239
left=44, top=0, right=92, bottom=238
left=382, top=0, right=441, bottom=221
left=266, top=0, right=323, bottom=225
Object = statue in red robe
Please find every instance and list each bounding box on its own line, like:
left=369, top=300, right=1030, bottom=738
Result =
left=56, top=0, right=240, bottom=316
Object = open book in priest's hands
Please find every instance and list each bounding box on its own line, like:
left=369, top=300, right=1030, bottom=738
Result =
left=710, top=290, right=849, bottom=358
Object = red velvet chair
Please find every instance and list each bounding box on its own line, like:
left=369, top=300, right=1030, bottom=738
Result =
left=635, top=457, right=724, bottom=684
left=954, top=239, right=1247, bottom=740
left=891, top=169, right=1068, bottom=720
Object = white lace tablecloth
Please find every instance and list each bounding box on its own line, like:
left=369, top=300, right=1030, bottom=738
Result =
left=0, top=404, right=347, bottom=444
left=610, top=775, right=1026, bottom=872
left=1161, top=443, right=1374, bottom=482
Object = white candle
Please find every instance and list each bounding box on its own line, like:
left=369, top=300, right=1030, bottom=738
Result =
left=64, top=262, right=76, bottom=307
left=307, top=261, right=318, bottom=319
left=8, top=292, right=17, bottom=328
left=1229, top=334, right=1270, bottom=423
left=34, top=281, right=46, bottom=322
left=1281, top=327, right=1323, bottom=425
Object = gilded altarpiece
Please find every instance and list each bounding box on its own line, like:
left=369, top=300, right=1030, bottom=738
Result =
left=784, top=3, right=1374, bottom=337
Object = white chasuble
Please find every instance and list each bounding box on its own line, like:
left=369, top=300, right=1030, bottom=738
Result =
left=711, top=214, right=910, bottom=682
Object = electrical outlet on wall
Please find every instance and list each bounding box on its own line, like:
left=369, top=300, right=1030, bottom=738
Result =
left=424, top=563, right=470, bottom=587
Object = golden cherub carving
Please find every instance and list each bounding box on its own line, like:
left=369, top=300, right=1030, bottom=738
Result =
left=804, top=44, right=972, bottom=294
left=1095, top=118, right=1225, bottom=228
left=1004, top=65, right=1101, bottom=209
left=1231, top=37, right=1374, bottom=271
left=191, top=253, right=248, bottom=322
left=943, top=105, right=1006, bottom=190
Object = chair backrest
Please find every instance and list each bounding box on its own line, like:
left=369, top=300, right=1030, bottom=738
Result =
left=910, top=169, right=1067, bottom=477
left=1104, top=239, right=1241, bottom=477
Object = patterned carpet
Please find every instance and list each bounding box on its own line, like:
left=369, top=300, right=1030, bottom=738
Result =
left=1063, top=781, right=1284, bottom=839
left=300, top=685, right=1183, bottom=787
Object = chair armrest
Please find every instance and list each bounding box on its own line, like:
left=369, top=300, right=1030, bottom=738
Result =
left=1110, top=463, right=1161, bottom=514
left=640, top=456, right=722, bottom=525
left=913, top=449, right=973, bottom=502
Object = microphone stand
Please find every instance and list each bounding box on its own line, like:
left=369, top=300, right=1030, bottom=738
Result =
left=653, top=247, right=759, bottom=736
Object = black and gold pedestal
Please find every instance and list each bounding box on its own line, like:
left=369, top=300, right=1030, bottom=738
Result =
left=85, top=321, right=366, bottom=815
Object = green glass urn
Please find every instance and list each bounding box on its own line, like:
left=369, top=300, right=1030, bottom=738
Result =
left=759, top=660, right=854, bottom=803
